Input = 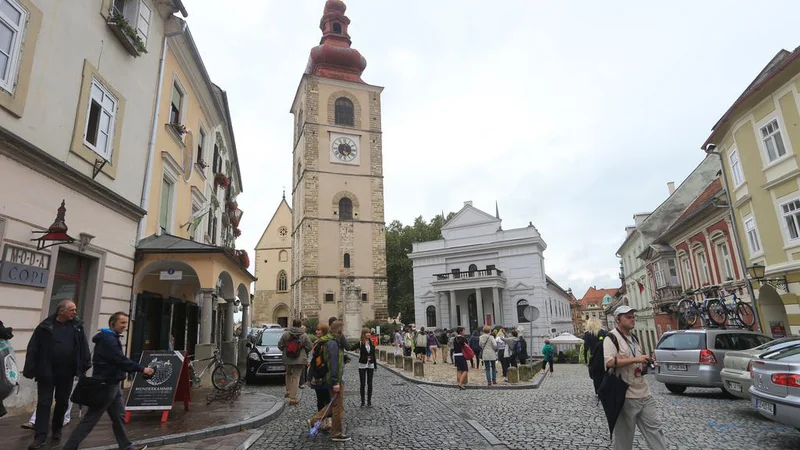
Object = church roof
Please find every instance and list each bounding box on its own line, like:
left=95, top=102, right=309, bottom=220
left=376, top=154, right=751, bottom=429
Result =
left=579, top=286, right=619, bottom=309
left=304, top=0, right=368, bottom=83
left=255, top=196, right=292, bottom=250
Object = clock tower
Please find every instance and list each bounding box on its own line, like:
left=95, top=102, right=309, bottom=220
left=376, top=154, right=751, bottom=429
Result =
left=290, top=0, right=388, bottom=335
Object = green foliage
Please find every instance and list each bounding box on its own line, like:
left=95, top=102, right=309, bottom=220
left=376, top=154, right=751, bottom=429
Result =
left=386, top=212, right=455, bottom=325
left=109, top=14, right=148, bottom=55
left=303, top=317, right=319, bottom=338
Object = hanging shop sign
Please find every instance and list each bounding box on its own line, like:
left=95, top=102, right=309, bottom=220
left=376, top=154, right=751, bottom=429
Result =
left=0, top=245, right=50, bottom=288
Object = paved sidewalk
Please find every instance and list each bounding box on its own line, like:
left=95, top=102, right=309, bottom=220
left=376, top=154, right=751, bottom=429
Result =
left=158, top=430, right=264, bottom=450
left=1, top=387, right=282, bottom=450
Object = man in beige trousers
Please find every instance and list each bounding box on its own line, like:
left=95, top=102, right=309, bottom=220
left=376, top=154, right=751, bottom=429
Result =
left=278, top=319, right=313, bottom=406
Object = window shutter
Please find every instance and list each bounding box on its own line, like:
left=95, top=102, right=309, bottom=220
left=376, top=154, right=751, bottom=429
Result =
left=136, top=1, right=152, bottom=43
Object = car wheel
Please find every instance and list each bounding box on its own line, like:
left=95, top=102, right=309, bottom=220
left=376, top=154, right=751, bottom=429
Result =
left=665, top=384, right=686, bottom=394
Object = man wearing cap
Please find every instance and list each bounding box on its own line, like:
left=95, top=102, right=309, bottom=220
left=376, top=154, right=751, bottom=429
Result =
left=604, top=305, right=667, bottom=450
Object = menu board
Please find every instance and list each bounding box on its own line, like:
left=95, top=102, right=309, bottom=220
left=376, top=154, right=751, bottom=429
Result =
left=125, top=351, right=184, bottom=411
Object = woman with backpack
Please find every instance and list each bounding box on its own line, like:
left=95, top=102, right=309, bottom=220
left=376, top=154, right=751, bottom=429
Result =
left=583, top=317, right=607, bottom=393
left=468, top=331, right=481, bottom=369
left=478, top=326, right=498, bottom=386
left=452, top=327, right=470, bottom=390
left=414, top=328, right=428, bottom=361
left=516, top=334, right=529, bottom=365
left=358, top=328, right=377, bottom=408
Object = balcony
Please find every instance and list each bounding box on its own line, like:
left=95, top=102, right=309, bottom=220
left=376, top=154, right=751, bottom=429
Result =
left=652, top=285, right=684, bottom=311
left=431, top=268, right=506, bottom=290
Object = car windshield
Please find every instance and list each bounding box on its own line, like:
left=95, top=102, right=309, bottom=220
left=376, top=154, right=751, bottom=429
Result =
left=657, top=333, right=705, bottom=350
left=753, top=336, right=800, bottom=352
left=763, top=343, right=800, bottom=361
left=260, top=332, right=282, bottom=346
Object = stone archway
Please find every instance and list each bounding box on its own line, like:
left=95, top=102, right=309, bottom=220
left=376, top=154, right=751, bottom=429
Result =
left=273, top=303, right=290, bottom=328
left=758, top=285, right=790, bottom=337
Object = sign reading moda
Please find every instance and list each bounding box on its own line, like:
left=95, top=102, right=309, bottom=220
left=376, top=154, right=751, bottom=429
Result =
left=125, top=351, right=185, bottom=411
left=0, top=244, right=50, bottom=288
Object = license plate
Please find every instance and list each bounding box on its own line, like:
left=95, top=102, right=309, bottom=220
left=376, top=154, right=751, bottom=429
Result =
left=267, top=365, right=285, bottom=372
left=727, top=381, right=742, bottom=392
left=667, top=364, right=687, bottom=371
left=755, top=398, right=775, bottom=415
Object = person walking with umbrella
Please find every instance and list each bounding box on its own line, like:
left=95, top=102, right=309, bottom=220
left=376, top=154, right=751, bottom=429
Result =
left=602, top=306, right=667, bottom=450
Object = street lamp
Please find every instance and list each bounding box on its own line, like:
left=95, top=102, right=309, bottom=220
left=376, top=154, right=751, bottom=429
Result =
left=746, top=263, right=766, bottom=280
left=746, top=263, right=788, bottom=291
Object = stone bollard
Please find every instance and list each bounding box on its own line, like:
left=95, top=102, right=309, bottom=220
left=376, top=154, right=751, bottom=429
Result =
left=395, top=354, right=403, bottom=369
left=413, top=360, right=424, bottom=378
left=519, top=364, right=532, bottom=382
left=404, top=356, right=414, bottom=372
left=507, top=366, right=519, bottom=384
left=379, top=350, right=386, bottom=362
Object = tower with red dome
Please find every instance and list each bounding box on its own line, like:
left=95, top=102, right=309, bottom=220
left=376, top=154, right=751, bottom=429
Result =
left=290, top=1, right=388, bottom=333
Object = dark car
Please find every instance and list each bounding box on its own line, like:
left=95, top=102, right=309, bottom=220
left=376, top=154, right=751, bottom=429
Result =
left=246, top=328, right=286, bottom=383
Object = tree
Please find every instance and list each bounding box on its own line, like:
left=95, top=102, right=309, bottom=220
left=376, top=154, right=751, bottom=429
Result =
left=386, top=212, right=455, bottom=326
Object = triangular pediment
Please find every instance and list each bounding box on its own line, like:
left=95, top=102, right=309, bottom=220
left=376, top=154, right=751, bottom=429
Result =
left=256, top=198, right=292, bottom=249
left=420, top=290, right=435, bottom=298
left=442, top=204, right=500, bottom=230
left=509, top=281, right=534, bottom=291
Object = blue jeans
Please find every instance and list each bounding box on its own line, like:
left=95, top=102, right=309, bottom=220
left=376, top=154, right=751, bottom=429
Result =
left=484, top=360, right=497, bottom=383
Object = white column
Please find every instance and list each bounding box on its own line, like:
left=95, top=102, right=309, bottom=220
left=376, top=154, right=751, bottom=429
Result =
left=449, top=290, right=457, bottom=329
left=492, top=287, right=501, bottom=326
left=475, top=288, right=485, bottom=328
left=436, top=293, right=443, bottom=328
left=199, top=288, right=214, bottom=344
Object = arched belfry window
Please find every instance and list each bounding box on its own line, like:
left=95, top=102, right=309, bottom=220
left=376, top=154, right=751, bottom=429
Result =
left=334, top=97, right=354, bottom=126
left=332, top=23, right=342, bottom=34
left=468, top=264, right=478, bottom=277
left=343, top=253, right=351, bottom=268
left=339, top=197, right=353, bottom=220
left=426, top=306, right=436, bottom=328
left=277, top=271, right=288, bottom=292
left=517, top=299, right=531, bottom=323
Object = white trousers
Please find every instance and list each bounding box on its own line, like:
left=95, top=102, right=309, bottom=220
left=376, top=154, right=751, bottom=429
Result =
left=613, top=395, right=668, bottom=450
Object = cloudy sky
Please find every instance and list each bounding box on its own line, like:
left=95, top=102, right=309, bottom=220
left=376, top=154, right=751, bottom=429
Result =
left=187, top=0, right=800, bottom=299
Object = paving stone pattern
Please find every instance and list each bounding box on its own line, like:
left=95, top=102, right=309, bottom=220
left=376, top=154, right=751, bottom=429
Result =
left=418, top=364, right=800, bottom=450
left=249, top=366, right=498, bottom=450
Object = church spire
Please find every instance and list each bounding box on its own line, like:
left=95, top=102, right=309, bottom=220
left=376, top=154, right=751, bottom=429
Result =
left=495, top=201, right=500, bottom=219
left=305, top=1, right=368, bottom=83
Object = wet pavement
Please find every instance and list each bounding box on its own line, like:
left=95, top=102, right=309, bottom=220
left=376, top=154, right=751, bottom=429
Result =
left=1, top=387, right=279, bottom=450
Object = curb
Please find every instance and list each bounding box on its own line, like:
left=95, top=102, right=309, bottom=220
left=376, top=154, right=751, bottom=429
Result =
left=349, top=352, right=547, bottom=390
left=84, top=396, right=285, bottom=450
left=234, top=430, right=266, bottom=450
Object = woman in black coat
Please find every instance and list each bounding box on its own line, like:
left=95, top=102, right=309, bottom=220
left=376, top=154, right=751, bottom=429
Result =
left=358, top=327, right=377, bottom=407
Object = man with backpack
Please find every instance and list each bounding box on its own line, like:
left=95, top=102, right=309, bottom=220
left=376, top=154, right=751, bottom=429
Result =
left=603, top=306, right=667, bottom=450
left=278, top=319, right=313, bottom=406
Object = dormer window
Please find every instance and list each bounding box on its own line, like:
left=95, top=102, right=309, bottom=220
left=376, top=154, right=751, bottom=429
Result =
left=332, top=23, right=342, bottom=34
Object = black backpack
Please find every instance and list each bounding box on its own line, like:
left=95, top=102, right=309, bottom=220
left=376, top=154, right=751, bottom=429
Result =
left=588, top=333, right=619, bottom=384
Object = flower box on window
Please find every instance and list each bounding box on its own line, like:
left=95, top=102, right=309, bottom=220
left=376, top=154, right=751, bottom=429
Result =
left=214, top=173, right=230, bottom=189
left=233, top=228, right=242, bottom=238
left=170, top=122, right=188, bottom=136
left=196, top=158, right=209, bottom=169
left=107, top=14, right=148, bottom=57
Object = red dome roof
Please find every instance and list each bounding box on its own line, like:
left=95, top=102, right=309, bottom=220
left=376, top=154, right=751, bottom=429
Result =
left=305, top=0, right=367, bottom=83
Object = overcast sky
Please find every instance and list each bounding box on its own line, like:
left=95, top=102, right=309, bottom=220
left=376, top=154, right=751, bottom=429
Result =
left=187, top=0, right=800, bottom=300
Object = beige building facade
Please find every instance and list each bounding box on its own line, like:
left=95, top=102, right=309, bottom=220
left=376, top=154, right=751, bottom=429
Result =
left=253, top=197, right=292, bottom=327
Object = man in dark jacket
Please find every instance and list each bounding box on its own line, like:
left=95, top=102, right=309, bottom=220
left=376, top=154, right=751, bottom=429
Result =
left=24, top=300, right=91, bottom=449
left=278, top=319, right=313, bottom=405
left=62, top=311, right=153, bottom=450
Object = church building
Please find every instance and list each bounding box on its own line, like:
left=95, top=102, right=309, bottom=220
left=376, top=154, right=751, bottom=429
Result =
left=255, top=0, right=388, bottom=337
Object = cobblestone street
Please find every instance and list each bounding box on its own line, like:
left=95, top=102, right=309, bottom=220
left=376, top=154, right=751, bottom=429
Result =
left=246, top=362, right=800, bottom=450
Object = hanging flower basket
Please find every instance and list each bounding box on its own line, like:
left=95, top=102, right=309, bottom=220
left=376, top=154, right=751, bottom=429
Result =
left=233, top=228, right=242, bottom=238
left=236, top=249, right=250, bottom=267
left=231, top=215, right=241, bottom=228
left=214, top=173, right=230, bottom=189
left=226, top=200, right=238, bottom=211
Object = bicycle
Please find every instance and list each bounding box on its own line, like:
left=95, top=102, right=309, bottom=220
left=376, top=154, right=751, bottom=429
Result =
left=187, top=347, right=240, bottom=390
left=711, top=291, right=756, bottom=329
left=676, top=288, right=727, bottom=328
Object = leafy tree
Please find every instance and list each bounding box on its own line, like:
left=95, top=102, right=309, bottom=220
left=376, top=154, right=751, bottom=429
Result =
left=386, top=212, right=455, bottom=325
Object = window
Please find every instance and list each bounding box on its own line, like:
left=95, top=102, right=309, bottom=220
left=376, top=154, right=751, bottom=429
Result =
left=134, top=1, right=151, bottom=44
left=0, top=0, right=26, bottom=93
left=717, top=242, right=734, bottom=280
left=49, top=251, right=91, bottom=318
left=211, top=216, right=218, bottom=245
left=277, top=271, right=287, bottom=292
left=362, top=293, right=368, bottom=302
left=744, top=217, right=762, bottom=253
left=84, top=79, right=117, bottom=160
left=332, top=22, right=342, bottom=34
left=334, top=97, right=354, bottom=126
left=761, top=119, right=787, bottom=162
left=456, top=305, right=461, bottom=326
left=426, top=305, right=436, bottom=327
left=159, top=177, right=174, bottom=232
left=695, top=250, right=710, bottom=284
left=296, top=109, right=303, bottom=141
left=278, top=250, right=288, bottom=262
left=468, top=264, right=477, bottom=276
left=517, top=299, right=531, bottom=323
left=654, top=261, right=666, bottom=288
left=212, top=144, right=221, bottom=174
left=343, top=253, right=350, bottom=268
left=781, top=198, right=800, bottom=240
left=197, top=128, right=206, bottom=164
left=657, top=333, right=705, bottom=350
left=170, top=81, right=183, bottom=124
left=325, top=293, right=334, bottom=303
left=729, top=149, right=744, bottom=187
left=667, top=259, right=678, bottom=285
left=112, top=0, right=152, bottom=46
left=339, top=197, right=353, bottom=220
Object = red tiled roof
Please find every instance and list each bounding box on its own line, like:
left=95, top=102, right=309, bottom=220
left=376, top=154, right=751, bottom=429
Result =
left=579, top=287, right=619, bottom=309
left=671, top=178, right=722, bottom=229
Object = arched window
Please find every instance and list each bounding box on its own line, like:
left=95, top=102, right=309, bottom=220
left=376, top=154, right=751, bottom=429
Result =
left=277, top=271, right=287, bottom=292
left=468, top=264, right=478, bottom=277
left=295, top=109, right=303, bottom=141
left=279, top=250, right=288, bottom=262
left=426, top=305, right=436, bottom=328
left=517, top=299, right=531, bottom=323
left=339, top=197, right=353, bottom=220
left=343, top=253, right=351, bottom=268
left=334, top=97, right=354, bottom=126
left=332, top=23, right=342, bottom=34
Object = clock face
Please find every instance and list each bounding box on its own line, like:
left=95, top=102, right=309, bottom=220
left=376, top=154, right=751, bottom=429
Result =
left=332, top=136, right=358, bottom=162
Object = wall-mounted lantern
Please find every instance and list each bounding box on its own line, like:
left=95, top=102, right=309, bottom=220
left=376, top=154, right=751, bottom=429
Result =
left=31, top=200, right=75, bottom=250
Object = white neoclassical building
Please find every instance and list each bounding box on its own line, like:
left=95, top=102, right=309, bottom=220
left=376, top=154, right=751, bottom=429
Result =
left=409, top=202, right=571, bottom=351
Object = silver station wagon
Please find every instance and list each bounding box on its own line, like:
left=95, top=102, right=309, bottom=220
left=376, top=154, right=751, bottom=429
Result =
left=654, top=329, right=770, bottom=395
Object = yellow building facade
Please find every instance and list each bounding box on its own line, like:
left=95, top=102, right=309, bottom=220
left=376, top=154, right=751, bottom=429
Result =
left=705, top=47, right=800, bottom=337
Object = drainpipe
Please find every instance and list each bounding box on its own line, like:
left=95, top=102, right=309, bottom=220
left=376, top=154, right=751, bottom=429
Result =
left=136, top=17, right=187, bottom=243
left=704, top=144, right=762, bottom=331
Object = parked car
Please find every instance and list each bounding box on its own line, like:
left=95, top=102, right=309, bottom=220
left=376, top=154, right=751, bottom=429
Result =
left=721, top=336, right=800, bottom=399
left=749, top=344, right=800, bottom=431
left=245, top=328, right=286, bottom=384
left=654, top=329, right=771, bottom=395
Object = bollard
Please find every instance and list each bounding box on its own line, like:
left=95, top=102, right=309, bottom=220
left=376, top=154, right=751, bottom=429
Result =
left=519, top=364, right=532, bottom=382
left=507, top=366, right=519, bottom=384
left=413, top=360, right=424, bottom=378
left=404, top=356, right=414, bottom=372
left=379, top=350, right=386, bottom=362
left=395, top=354, right=403, bottom=369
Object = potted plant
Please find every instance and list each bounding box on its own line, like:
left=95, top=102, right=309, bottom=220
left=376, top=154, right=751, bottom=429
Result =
left=214, top=173, right=230, bottom=189
left=196, top=158, right=209, bottom=169
left=233, top=228, right=242, bottom=238
left=107, top=14, right=148, bottom=56
left=236, top=249, right=250, bottom=267
left=171, top=122, right=188, bottom=136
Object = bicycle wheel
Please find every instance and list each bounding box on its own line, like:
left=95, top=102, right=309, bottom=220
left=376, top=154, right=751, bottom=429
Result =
left=706, top=299, right=728, bottom=327
left=212, top=363, right=241, bottom=390
left=735, top=302, right=756, bottom=327
left=677, top=299, right=698, bottom=327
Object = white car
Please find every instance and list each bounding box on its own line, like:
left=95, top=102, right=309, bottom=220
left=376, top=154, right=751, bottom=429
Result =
left=721, top=337, right=800, bottom=399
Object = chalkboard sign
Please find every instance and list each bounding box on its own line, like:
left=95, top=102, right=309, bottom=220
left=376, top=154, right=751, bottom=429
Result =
left=125, top=350, right=184, bottom=411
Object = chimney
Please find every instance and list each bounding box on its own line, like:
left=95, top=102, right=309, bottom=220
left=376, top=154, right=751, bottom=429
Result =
left=667, top=182, right=675, bottom=195
left=464, top=200, right=473, bottom=207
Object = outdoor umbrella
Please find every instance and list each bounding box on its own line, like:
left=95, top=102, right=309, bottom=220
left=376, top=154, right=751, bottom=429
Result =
left=596, top=367, right=628, bottom=438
